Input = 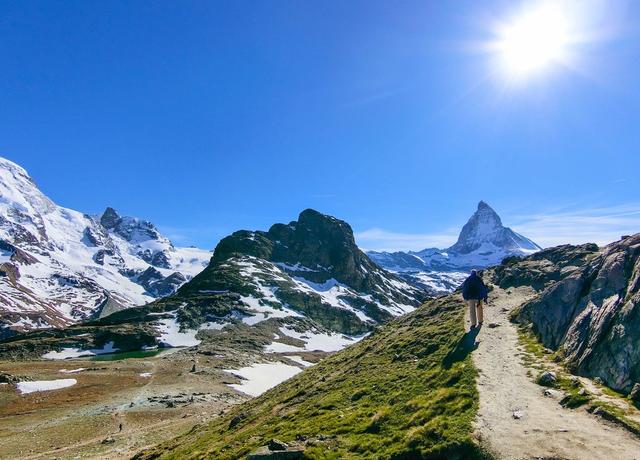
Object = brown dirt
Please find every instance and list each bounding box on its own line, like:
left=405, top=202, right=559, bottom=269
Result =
left=0, top=350, right=246, bottom=459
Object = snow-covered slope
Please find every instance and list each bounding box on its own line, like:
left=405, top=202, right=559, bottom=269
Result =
left=1, top=209, right=428, bottom=361
left=0, top=157, right=211, bottom=337
left=368, top=201, right=541, bottom=294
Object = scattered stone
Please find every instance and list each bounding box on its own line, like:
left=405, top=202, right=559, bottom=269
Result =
left=190, top=363, right=197, bottom=373
left=101, top=437, right=115, bottom=445
left=594, top=377, right=603, bottom=385
left=578, top=388, right=588, bottom=396
left=0, top=371, right=20, bottom=384
left=538, top=371, right=557, bottom=387
left=268, top=439, right=288, bottom=451
left=488, top=323, right=500, bottom=328
left=512, top=410, right=524, bottom=420
left=629, top=383, right=640, bottom=401
left=229, top=412, right=247, bottom=429
left=246, top=445, right=305, bottom=459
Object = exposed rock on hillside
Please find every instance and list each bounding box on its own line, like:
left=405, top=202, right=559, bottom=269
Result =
left=493, top=234, right=640, bottom=394
left=0, top=209, right=425, bottom=361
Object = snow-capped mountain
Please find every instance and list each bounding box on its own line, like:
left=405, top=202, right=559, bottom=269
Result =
left=368, top=201, right=541, bottom=294
left=0, top=157, right=211, bottom=338
left=1, top=209, right=427, bottom=360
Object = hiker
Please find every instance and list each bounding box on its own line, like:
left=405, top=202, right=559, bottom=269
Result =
left=462, top=269, right=488, bottom=329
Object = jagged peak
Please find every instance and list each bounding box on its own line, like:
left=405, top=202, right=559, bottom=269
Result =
left=473, top=201, right=503, bottom=226
left=100, top=207, right=122, bottom=229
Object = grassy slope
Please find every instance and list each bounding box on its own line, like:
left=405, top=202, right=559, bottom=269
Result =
left=135, top=296, right=487, bottom=460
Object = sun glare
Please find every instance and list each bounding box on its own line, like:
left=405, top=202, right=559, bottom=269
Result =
left=495, top=3, right=571, bottom=78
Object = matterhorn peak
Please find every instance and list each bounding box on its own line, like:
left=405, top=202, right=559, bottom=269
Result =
left=448, top=201, right=539, bottom=255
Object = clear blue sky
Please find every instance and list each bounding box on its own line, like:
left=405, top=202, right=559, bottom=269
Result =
left=2, top=1, right=639, bottom=250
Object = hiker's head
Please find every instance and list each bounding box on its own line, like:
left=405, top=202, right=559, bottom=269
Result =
left=470, top=269, right=477, bottom=276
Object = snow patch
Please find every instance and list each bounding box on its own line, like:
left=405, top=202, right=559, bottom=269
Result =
left=59, top=368, right=87, bottom=374
left=17, top=379, right=77, bottom=394
left=42, top=341, right=119, bottom=360
left=225, top=362, right=302, bottom=397
left=156, top=311, right=201, bottom=347
left=287, top=355, right=315, bottom=367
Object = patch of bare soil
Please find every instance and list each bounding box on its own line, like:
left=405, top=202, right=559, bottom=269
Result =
left=0, top=349, right=247, bottom=459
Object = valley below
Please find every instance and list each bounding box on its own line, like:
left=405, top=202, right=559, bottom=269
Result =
left=0, top=344, right=330, bottom=459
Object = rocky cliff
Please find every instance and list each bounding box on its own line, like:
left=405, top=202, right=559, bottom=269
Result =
left=493, top=234, right=640, bottom=394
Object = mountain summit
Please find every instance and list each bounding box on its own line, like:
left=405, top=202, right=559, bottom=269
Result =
left=448, top=201, right=540, bottom=256
left=368, top=201, right=541, bottom=293
left=0, top=157, right=210, bottom=338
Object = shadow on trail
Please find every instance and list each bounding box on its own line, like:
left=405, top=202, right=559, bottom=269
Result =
left=443, top=326, right=481, bottom=369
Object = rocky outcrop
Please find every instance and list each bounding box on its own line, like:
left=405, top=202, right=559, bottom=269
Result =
left=181, top=209, right=425, bottom=334
left=494, top=234, right=640, bottom=394
left=138, top=268, right=187, bottom=297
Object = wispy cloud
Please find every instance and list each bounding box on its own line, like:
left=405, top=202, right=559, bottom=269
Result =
left=356, top=203, right=640, bottom=252
left=511, top=203, right=640, bottom=248
left=355, top=228, right=459, bottom=252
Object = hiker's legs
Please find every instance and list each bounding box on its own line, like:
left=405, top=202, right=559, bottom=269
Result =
left=477, top=300, right=484, bottom=324
left=467, top=300, right=478, bottom=326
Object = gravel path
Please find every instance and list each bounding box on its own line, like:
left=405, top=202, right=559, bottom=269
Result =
left=471, top=285, right=640, bottom=460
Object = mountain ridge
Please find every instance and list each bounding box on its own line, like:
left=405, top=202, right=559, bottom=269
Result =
left=0, top=208, right=426, bottom=361
left=0, top=157, right=211, bottom=338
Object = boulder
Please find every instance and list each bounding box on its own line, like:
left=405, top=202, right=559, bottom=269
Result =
left=538, top=371, right=557, bottom=387
left=267, top=439, right=288, bottom=451
left=630, top=383, right=640, bottom=402
left=246, top=444, right=305, bottom=460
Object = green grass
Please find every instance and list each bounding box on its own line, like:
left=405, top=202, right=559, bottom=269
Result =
left=588, top=402, right=640, bottom=437
left=518, top=327, right=592, bottom=409
left=135, top=296, right=489, bottom=460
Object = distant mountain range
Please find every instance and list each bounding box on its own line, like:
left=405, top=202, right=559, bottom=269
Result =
left=0, top=207, right=426, bottom=360
left=368, top=201, right=541, bottom=293
left=0, top=157, right=211, bottom=338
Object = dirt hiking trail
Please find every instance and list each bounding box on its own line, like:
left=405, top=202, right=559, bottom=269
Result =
left=470, top=284, right=640, bottom=460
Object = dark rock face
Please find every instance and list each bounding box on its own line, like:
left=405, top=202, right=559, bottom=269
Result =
left=211, top=209, right=405, bottom=296
left=181, top=209, right=425, bottom=334
left=496, top=234, right=640, bottom=393
left=137, top=267, right=186, bottom=297
left=150, top=250, right=171, bottom=269
left=100, top=207, right=121, bottom=229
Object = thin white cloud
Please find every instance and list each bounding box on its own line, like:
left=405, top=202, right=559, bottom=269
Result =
left=356, top=203, right=640, bottom=252
left=510, top=203, right=640, bottom=248
left=355, top=228, right=459, bottom=252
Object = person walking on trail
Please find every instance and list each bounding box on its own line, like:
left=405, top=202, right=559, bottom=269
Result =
left=462, top=269, right=488, bottom=329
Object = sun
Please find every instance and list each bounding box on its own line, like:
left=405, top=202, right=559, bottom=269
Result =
left=495, top=3, right=571, bottom=78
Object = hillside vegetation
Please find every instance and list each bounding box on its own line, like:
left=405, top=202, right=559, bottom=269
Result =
left=135, top=296, right=486, bottom=459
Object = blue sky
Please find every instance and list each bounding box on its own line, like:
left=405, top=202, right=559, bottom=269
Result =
left=1, top=1, right=639, bottom=251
